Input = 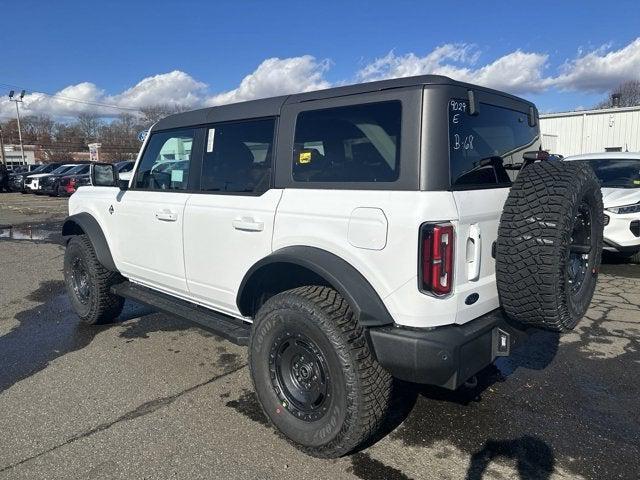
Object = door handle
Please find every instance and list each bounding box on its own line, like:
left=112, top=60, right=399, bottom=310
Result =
left=232, top=217, right=264, bottom=232
left=155, top=209, right=178, bottom=222
left=467, top=223, right=482, bottom=281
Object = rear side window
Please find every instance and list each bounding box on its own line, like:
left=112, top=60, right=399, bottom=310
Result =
left=293, top=102, right=401, bottom=183
left=134, top=129, right=195, bottom=190
left=200, top=118, right=275, bottom=193
left=449, top=100, right=539, bottom=189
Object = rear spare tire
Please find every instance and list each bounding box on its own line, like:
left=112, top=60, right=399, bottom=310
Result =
left=496, top=161, right=603, bottom=332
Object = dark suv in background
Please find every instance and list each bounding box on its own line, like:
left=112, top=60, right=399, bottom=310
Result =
left=11, top=163, right=64, bottom=193
left=41, top=164, right=91, bottom=196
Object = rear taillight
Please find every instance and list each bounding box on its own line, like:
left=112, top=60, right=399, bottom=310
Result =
left=420, top=223, right=454, bottom=296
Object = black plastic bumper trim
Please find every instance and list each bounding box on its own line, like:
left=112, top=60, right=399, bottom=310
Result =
left=368, top=309, right=527, bottom=390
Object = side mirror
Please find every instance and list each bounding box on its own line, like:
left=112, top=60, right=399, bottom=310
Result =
left=91, top=163, right=118, bottom=187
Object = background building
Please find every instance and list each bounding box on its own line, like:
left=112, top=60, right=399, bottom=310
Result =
left=540, top=105, right=640, bottom=156
left=1, top=144, right=37, bottom=168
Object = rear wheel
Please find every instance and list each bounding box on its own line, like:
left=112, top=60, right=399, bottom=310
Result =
left=496, top=161, right=604, bottom=332
left=64, top=235, right=124, bottom=325
left=249, top=286, right=392, bottom=458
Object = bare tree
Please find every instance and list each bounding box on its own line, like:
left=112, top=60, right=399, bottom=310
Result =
left=595, top=80, right=640, bottom=108
left=139, top=104, right=189, bottom=126
left=76, top=113, right=103, bottom=142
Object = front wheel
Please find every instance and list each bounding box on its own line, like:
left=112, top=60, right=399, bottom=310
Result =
left=249, top=286, right=392, bottom=458
left=63, top=235, right=124, bottom=325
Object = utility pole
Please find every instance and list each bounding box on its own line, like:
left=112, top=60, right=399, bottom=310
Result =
left=8, top=90, right=26, bottom=165
left=0, top=125, right=6, bottom=166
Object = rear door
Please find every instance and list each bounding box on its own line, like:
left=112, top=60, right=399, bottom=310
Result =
left=182, top=118, right=281, bottom=316
left=446, top=95, right=540, bottom=323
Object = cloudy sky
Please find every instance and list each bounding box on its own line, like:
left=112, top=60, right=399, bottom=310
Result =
left=1, top=0, right=639, bottom=120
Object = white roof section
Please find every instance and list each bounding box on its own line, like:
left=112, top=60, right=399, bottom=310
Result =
left=564, top=152, right=640, bottom=161
left=541, top=105, right=640, bottom=119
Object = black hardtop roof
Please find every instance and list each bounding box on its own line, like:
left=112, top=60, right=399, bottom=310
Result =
left=153, top=74, right=534, bottom=131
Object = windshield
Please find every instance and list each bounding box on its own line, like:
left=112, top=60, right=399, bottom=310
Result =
left=449, top=100, right=539, bottom=189
left=575, top=159, right=640, bottom=188
left=65, top=164, right=88, bottom=175
left=51, top=165, right=76, bottom=175
left=29, top=165, right=48, bottom=174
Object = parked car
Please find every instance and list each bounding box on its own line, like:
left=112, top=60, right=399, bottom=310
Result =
left=0, top=163, right=9, bottom=192
left=41, top=163, right=90, bottom=196
left=28, top=164, right=80, bottom=194
left=565, top=152, right=640, bottom=262
left=7, top=164, right=43, bottom=191
left=59, top=170, right=91, bottom=196
left=17, top=163, right=64, bottom=193
left=62, top=75, right=603, bottom=457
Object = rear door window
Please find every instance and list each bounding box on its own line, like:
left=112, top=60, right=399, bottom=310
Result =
left=293, top=102, right=401, bottom=183
left=200, top=118, right=275, bottom=194
left=449, top=100, right=539, bottom=188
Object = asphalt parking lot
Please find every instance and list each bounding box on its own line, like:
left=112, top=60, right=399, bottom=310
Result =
left=0, top=192, right=638, bottom=480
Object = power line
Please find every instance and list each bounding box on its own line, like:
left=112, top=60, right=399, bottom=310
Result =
left=0, top=81, right=142, bottom=113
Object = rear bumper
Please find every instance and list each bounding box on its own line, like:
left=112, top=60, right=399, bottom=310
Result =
left=368, top=309, right=527, bottom=390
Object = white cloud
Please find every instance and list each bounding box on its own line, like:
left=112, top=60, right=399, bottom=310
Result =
left=0, top=71, right=208, bottom=120
left=553, top=38, right=640, bottom=92
left=357, top=44, right=551, bottom=94
left=110, top=70, right=207, bottom=108
left=206, top=56, right=331, bottom=106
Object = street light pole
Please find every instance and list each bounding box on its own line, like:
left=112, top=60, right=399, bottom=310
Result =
left=0, top=125, right=6, bottom=166
left=8, top=90, right=26, bottom=165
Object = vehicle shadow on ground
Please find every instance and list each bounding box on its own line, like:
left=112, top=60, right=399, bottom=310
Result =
left=0, top=280, right=193, bottom=394
left=365, top=328, right=561, bottom=479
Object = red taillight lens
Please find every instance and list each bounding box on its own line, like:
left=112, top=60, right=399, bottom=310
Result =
left=420, top=223, right=454, bottom=295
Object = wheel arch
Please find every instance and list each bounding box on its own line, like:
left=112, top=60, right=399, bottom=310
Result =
left=62, top=213, right=117, bottom=272
left=237, top=246, right=394, bottom=327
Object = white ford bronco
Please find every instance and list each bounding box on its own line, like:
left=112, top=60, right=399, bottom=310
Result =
left=62, top=75, right=603, bottom=457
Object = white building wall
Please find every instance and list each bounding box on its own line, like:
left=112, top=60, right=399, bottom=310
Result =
left=540, top=106, right=640, bottom=157
left=2, top=145, right=36, bottom=167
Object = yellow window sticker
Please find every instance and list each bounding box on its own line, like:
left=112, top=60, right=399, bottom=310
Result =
left=299, top=151, right=312, bottom=164
left=634, top=179, right=640, bottom=185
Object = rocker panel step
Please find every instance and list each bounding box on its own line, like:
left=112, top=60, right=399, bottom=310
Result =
left=111, top=281, right=251, bottom=346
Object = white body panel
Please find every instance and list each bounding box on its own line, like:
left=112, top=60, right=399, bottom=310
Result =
left=71, top=184, right=505, bottom=329
left=182, top=190, right=283, bottom=316
left=70, top=188, right=191, bottom=294
left=451, top=188, right=509, bottom=323
left=272, top=189, right=499, bottom=328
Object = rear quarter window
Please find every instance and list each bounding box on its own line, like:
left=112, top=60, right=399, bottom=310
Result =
left=449, top=100, right=539, bottom=189
left=293, top=101, right=401, bottom=183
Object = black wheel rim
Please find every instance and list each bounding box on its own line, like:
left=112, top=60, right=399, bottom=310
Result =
left=269, top=331, right=330, bottom=422
left=70, top=256, right=91, bottom=304
left=567, top=201, right=593, bottom=295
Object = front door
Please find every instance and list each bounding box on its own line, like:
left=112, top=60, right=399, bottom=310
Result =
left=110, top=128, right=199, bottom=295
left=183, top=118, right=281, bottom=316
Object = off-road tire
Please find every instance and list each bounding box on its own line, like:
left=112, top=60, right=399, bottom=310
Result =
left=496, top=161, right=603, bottom=332
left=249, top=286, right=392, bottom=458
left=64, top=234, right=124, bottom=325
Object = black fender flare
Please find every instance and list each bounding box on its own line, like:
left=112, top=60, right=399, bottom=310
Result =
left=237, top=246, right=394, bottom=327
left=62, top=213, right=117, bottom=272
